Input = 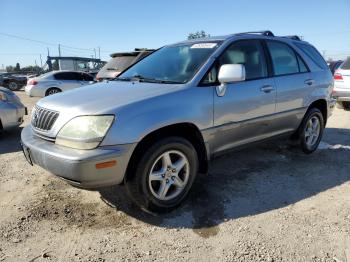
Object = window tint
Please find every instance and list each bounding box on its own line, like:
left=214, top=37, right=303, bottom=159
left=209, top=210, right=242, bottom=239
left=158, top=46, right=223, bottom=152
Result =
left=341, top=57, right=350, bottom=70
left=54, top=72, right=81, bottom=80
left=297, top=55, right=308, bottom=73
left=81, top=73, right=93, bottom=81
left=295, top=43, right=328, bottom=69
left=267, top=41, right=299, bottom=76
left=54, top=72, right=69, bottom=80
left=219, top=40, right=267, bottom=80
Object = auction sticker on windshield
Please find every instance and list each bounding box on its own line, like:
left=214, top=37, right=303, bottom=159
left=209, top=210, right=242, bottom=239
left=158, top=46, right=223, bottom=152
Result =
left=190, top=43, right=217, bottom=49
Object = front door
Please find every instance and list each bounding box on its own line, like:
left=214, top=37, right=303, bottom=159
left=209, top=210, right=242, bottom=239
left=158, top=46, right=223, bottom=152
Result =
left=205, top=40, right=277, bottom=154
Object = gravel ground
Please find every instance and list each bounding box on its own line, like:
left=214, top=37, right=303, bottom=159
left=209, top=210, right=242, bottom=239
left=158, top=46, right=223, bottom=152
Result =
left=1, top=90, right=350, bottom=262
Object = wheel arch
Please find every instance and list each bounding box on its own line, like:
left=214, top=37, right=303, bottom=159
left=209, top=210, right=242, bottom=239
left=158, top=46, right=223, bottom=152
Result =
left=125, top=122, right=209, bottom=183
left=45, top=87, right=62, bottom=96
left=307, top=99, right=328, bottom=125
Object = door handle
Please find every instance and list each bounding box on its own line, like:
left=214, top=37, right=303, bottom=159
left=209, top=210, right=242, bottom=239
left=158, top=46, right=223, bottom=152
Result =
left=304, top=79, right=315, bottom=86
left=260, top=85, right=274, bottom=93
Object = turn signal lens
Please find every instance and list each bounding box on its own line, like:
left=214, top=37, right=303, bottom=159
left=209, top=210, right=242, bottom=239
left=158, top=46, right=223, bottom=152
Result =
left=95, top=160, right=117, bottom=169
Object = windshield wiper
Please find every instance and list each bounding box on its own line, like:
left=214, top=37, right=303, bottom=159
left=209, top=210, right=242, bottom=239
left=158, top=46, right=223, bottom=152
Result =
left=114, top=75, right=183, bottom=84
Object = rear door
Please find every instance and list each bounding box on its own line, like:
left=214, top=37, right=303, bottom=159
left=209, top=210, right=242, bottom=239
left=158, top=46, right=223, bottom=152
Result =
left=54, top=72, right=82, bottom=91
left=265, top=40, right=312, bottom=133
left=209, top=39, right=276, bottom=153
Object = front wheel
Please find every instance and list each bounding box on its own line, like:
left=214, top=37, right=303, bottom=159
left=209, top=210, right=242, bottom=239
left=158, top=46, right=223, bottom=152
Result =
left=125, top=137, right=199, bottom=212
left=298, top=108, right=324, bottom=154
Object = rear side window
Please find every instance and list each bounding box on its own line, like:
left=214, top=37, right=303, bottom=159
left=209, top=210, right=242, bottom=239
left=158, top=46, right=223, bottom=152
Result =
left=54, top=72, right=79, bottom=80
left=295, top=43, right=328, bottom=70
left=341, top=57, right=350, bottom=70
left=266, top=41, right=299, bottom=76
left=81, top=73, right=94, bottom=81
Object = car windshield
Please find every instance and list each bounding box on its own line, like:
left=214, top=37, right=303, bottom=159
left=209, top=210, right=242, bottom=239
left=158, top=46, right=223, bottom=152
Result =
left=118, top=42, right=221, bottom=84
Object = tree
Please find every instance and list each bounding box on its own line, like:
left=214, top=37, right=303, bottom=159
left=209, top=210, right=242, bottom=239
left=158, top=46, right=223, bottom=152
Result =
left=15, top=63, right=20, bottom=72
left=187, top=30, right=210, bottom=40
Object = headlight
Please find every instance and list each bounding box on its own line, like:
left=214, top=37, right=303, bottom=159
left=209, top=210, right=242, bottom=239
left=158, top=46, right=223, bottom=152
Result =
left=0, top=91, right=8, bottom=101
left=55, top=115, right=114, bottom=149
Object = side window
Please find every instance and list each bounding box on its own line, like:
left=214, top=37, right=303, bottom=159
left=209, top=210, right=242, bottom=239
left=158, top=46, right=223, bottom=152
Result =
left=297, top=55, right=308, bottom=73
left=219, top=40, right=268, bottom=80
left=70, top=72, right=83, bottom=81
left=295, top=43, right=328, bottom=70
left=54, top=72, right=69, bottom=80
left=267, top=41, right=299, bottom=76
left=201, top=40, right=267, bottom=84
left=82, top=73, right=93, bottom=81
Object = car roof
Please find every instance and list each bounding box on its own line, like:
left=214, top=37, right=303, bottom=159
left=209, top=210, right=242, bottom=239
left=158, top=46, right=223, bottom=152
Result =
left=171, top=31, right=310, bottom=46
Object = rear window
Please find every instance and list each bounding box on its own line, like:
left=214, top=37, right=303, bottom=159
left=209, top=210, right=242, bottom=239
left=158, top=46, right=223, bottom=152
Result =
left=341, top=57, right=350, bottom=70
left=295, top=43, right=328, bottom=70
left=103, top=56, right=137, bottom=72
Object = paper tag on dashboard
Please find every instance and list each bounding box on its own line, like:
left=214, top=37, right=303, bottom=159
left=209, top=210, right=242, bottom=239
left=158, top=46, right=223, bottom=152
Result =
left=190, top=43, right=217, bottom=49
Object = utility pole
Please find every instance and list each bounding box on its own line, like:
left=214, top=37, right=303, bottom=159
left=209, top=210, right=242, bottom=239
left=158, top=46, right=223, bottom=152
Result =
left=98, top=47, right=101, bottom=59
left=94, top=48, right=96, bottom=59
left=47, top=47, right=50, bottom=57
left=58, top=44, right=61, bottom=57
left=39, top=54, right=43, bottom=67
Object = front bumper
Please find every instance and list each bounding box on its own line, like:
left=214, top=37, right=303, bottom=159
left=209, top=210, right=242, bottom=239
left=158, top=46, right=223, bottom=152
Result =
left=20, top=126, right=137, bottom=188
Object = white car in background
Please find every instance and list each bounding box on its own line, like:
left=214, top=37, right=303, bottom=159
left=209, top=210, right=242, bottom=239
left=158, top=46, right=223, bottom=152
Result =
left=25, top=71, right=94, bottom=97
left=333, top=57, right=350, bottom=109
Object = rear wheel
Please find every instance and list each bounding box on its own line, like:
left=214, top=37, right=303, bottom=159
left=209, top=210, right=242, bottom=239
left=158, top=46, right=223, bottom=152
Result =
left=125, top=137, right=199, bottom=212
left=8, top=81, right=19, bottom=91
left=297, top=108, right=324, bottom=154
left=45, top=88, right=61, bottom=96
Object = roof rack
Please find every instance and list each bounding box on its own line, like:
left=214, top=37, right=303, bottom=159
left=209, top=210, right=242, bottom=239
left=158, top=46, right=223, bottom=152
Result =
left=280, top=35, right=302, bottom=41
left=236, top=30, right=275, bottom=37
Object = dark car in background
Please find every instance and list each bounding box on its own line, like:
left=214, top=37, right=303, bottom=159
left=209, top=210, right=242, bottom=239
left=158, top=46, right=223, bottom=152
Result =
left=0, top=73, right=27, bottom=91
left=96, top=48, right=154, bottom=81
left=328, top=60, right=343, bottom=74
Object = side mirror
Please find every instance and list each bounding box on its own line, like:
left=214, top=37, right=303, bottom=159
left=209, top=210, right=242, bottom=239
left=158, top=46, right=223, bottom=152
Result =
left=218, top=64, right=246, bottom=84
left=216, top=64, right=246, bottom=97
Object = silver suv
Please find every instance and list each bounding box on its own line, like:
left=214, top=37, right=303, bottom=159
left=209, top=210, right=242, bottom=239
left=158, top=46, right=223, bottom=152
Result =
left=21, top=31, right=335, bottom=212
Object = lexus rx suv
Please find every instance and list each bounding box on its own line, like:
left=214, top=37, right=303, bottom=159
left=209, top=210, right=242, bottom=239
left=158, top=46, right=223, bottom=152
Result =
left=21, top=31, right=335, bottom=212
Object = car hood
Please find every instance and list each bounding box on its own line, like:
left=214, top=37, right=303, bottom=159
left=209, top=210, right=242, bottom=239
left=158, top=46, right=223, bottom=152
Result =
left=37, top=80, right=185, bottom=116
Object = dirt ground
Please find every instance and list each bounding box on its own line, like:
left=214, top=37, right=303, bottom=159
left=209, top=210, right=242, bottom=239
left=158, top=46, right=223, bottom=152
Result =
left=1, top=90, right=350, bottom=262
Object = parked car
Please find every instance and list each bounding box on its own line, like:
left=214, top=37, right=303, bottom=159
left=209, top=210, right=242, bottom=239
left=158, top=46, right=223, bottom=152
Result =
left=0, top=86, right=27, bottom=131
left=21, top=31, right=335, bottom=212
left=328, top=60, right=343, bottom=74
left=0, top=73, right=27, bottom=91
left=96, top=48, right=154, bottom=81
left=333, top=57, right=350, bottom=109
left=24, top=70, right=95, bottom=97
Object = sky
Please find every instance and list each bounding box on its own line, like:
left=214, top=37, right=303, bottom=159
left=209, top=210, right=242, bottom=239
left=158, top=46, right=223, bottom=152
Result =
left=0, top=0, right=350, bottom=68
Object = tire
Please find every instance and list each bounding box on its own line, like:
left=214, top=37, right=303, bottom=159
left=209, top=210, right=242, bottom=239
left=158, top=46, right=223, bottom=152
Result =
left=125, top=137, right=199, bottom=212
left=45, top=88, right=61, bottom=96
left=8, top=81, right=19, bottom=91
left=298, top=108, right=324, bottom=154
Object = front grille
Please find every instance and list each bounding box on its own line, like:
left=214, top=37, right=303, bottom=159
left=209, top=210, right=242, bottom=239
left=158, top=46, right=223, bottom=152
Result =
left=31, top=106, right=59, bottom=131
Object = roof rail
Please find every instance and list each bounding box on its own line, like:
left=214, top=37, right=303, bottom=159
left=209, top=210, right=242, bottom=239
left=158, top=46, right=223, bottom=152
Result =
left=280, top=35, right=302, bottom=41
left=236, top=30, right=275, bottom=37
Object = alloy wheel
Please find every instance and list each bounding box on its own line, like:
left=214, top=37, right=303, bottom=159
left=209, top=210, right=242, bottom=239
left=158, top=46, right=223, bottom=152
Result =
left=148, top=150, right=190, bottom=201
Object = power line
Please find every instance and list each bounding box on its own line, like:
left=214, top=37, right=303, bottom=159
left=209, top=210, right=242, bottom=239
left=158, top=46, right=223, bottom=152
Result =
left=0, top=32, right=97, bottom=52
